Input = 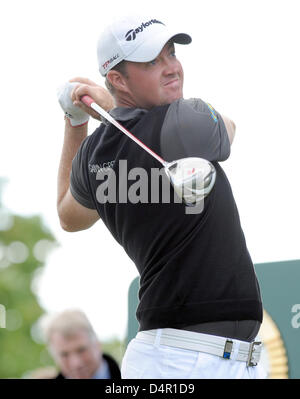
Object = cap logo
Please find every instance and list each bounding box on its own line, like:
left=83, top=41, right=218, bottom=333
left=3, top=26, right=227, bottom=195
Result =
left=125, top=29, right=136, bottom=41
left=102, top=54, right=120, bottom=70
left=125, top=19, right=164, bottom=41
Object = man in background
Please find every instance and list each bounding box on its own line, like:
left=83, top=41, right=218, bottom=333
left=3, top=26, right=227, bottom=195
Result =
left=44, top=309, right=120, bottom=379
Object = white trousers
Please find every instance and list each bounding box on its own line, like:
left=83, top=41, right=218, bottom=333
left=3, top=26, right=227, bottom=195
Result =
left=121, top=329, right=267, bottom=379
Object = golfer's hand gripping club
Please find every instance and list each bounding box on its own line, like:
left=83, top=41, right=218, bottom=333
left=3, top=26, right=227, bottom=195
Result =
left=57, top=82, right=90, bottom=127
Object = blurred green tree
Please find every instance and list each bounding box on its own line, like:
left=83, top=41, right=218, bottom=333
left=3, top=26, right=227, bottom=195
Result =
left=0, top=178, right=57, bottom=378
left=0, top=179, right=126, bottom=378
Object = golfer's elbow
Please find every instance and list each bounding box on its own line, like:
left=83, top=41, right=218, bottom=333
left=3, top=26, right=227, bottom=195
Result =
left=229, top=120, right=236, bottom=144
left=56, top=199, right=80, bottom=232
left=57, top=207, right=77, bottom=232
left=59, top=219, right=78, bottom=232
left=221, top=115, right=236, bottom=145
left=57, top=194, right=100, bottom=232
left=58, top=214, right=91, bottom=232
left=60, top=222, right=74, bottom=232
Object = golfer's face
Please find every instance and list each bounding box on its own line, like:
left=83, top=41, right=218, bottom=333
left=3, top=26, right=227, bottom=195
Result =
left=50, top=330, right=101, bottom=379
left=125, top=41, right=184, bottom=109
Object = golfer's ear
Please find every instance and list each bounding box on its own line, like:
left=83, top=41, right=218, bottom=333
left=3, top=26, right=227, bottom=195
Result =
left=107, top=70, right=129, bottom=93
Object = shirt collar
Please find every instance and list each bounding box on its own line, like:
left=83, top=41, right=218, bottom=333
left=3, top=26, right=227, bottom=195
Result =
left=92, top=357, right=111, bottom=379
left=109, top=107, right=148, bottom=122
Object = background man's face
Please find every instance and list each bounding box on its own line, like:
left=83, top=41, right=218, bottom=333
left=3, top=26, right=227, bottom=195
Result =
left=124, top=41, right=184, bottom=109
left=50, top=330, right=101, bottom=379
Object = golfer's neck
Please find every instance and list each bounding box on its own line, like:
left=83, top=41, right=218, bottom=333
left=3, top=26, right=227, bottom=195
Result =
left=113, top=91, right=134, bottom=108
left=114, top=92, right=151, bottom=110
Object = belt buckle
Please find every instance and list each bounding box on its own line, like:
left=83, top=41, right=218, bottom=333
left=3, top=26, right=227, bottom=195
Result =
left=247, top=341, right=261, bottom=367
left=223, top=339, right=233, bottom=359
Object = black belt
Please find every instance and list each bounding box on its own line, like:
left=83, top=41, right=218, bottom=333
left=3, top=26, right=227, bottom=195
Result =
left=180, top=320, right=261, bottom=342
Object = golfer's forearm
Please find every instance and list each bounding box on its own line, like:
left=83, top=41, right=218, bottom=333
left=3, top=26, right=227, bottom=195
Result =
left=57, top=120, right=87, bottom=207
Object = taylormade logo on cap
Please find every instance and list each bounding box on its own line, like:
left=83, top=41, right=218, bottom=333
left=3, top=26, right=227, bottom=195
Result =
left=97, top=15, right=192, bottom=76
left=125, top=19, right=164, bottom=41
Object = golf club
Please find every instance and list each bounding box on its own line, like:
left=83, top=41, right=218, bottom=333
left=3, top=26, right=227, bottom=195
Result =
left=81, top=95, right=216, bottom=206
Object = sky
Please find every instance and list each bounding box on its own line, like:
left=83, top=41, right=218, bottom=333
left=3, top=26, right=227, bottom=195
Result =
left=0, top=0, right=299, bottom=341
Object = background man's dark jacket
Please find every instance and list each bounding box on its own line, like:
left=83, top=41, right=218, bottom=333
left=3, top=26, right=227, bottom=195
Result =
left=54, top=354, right=121, bottom=379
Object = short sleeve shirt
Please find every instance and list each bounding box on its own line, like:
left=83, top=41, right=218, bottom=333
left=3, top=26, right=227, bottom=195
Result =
left=70, top=98, right=230, bottom=208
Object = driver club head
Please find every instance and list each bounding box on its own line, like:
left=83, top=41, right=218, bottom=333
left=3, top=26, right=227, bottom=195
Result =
left=164, top=157, right=216, bottom=206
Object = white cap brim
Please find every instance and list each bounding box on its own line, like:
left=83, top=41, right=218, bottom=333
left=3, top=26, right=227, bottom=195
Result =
left=124, top=29, right=191, bottom=63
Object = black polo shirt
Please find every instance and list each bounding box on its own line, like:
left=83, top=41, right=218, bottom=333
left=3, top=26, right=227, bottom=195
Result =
left=70, top=99, right=262, bottom=331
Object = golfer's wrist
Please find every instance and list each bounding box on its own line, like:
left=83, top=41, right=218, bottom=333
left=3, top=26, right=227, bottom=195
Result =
left=64, top=115, right=89, bottom=129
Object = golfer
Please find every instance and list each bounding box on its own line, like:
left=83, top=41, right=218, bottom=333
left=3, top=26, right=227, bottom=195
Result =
left=57, top=15, right=266, bottom=379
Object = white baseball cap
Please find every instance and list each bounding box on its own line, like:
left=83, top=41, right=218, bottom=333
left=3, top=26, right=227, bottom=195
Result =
left=97, top=15, right=192, bottom=76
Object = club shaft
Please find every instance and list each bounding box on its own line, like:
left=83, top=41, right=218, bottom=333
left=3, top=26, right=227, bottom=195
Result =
left=81, top=95, right=167, bottom=167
